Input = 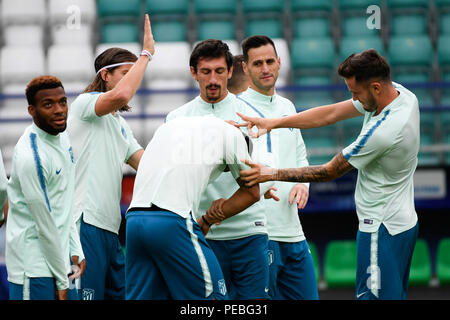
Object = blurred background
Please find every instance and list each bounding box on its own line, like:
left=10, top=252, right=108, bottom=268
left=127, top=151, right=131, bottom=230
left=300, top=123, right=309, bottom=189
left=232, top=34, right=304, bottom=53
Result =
left=0, top=0, right=450, bottom=300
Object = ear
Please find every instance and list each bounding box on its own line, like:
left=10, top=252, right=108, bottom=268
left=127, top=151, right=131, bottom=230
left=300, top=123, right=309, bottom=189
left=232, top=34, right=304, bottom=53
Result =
left=28, top=105, right=35, bottom=117
left=242, top=61, right=248, bottom=74
left=277, top=56, right=281, bottom=69
left=100, top=69, right=108, bottom=81
left=227, top=65, right=234, bottom=80
left=370, top=81, right=382, bottom=95
left=190, top=66, right=198, bottom=81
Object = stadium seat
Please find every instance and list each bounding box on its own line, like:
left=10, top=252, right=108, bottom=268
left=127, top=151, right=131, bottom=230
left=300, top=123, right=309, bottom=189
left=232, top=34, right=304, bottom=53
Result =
left=291, top=38, right=336, bottom=71
left=393, top=72, right=435, bottom=108
left=388, top=35, right=433, bottom=68
left=97, top=0, right=141, bottom=18
left=294, top=75, right=334, bottom=110
left=339, top=35, right=385, bottom=61
left=386, top=0, right=429, bottom=9
left=245, top=19, right=283, bottom=39
left=341, top=16, right=381, bottom=37
left=390, top=14, right=428, bottom=35
left=339, top=0, right=381, bottom=10
left=96, top=42, right=141, bottom=57
left=438, top=35, right=450, bottom=68
left=145, top=0, right=189, bottom=15
left=48, top=0, right=96, bottom=25
left=418, top=132, right=439, bottom=166
left=437, top=238, right=450, bottom=285
left=308, top=242, right=321, bottom=280
left=0, top=46, right=46, bottom=93
left=3, top=25, right=44, bottom=47
left=440, top=13, right=450, bottom=35
left=51, top=24, right=93, bottom=45
left=293, top=17, right=330, bottom=39
left=100, top=22, right=139, bottom=43
left=197, top=20, right=235, bottom=41
left=291, top=0, right=333, bottom=12
left=152, top=20, right=187, bottom=42
left=47, top=44, right=94, bottom=86
left=324, top=240, right=357, bottom=287
left=436, top=0, right=450, bottom=8
left=242, top=0, right=284, bottom=13
left=194, top=0, right=237, bottom=14
left=1, top=0, right=47, bottom=26
left=409, top=239, right=432, bottom=286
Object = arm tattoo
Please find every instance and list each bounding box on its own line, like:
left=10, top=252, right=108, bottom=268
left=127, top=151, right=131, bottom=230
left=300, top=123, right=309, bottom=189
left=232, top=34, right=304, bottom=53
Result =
left=275, top=152, right=354, bottom=183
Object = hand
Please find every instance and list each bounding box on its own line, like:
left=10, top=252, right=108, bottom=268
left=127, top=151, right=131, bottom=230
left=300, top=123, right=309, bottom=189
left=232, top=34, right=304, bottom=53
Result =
left=239, top=159, right=278, bottom=187
left=264, top=186, right=280, bottom=201
left=205, top=198, right=226, bottom=224
left=70, top=255, right=86, bottom=279
left=55, top=289, right=68, bottom=300
left=236, top=112, right=274, bottom=138
left=196, top=216, right=210, bottom=236
left=224, top=120, right=241, bottom=128
left=289, top=184, right=309, bottom=210
left=143, top=14, right=155, bottom=55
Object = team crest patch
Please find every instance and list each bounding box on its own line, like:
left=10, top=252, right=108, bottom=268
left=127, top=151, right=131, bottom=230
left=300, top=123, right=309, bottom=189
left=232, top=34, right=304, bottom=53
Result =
left=82, top=288, right=95, bottom=300
left=218, top=279, right=227, bottom=296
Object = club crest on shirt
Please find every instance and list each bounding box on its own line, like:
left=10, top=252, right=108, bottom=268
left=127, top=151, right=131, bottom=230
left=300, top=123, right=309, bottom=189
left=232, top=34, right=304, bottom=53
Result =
left=82, top=288, right=95, bottom=300
left=218, top=279, right=227, bottom=296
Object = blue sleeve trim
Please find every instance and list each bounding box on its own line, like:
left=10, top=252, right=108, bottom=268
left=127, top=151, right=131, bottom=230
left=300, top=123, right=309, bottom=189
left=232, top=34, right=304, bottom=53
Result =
left=29, top=133, right=52, bottom=212
left=344, top=110, right=390, bottom=161
left=236, top=96, right=272, bottom=153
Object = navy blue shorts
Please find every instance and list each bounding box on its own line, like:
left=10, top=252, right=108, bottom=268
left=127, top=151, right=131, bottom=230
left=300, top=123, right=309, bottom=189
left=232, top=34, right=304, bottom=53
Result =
left=125, top=210, right=228, bottom=300
left=207, top=234, right=270, bottom=300
left=356, top=223, right=419, bottom=300
left=9, top=277, right=79, bottom=300
left=268, top=240, right=319, bottom=300
left=79, top=217, right=125, bottom=300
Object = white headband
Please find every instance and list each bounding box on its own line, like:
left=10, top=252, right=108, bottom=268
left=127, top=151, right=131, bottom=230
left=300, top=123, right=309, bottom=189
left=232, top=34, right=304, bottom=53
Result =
left=96, top=62, right=135, bottom=75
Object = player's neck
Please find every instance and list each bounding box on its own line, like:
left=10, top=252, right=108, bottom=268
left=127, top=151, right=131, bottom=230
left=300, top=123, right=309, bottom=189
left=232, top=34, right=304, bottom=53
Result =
left=249, top=84, right=275, bottom=97
left=375, top=85, right=399, bottom=115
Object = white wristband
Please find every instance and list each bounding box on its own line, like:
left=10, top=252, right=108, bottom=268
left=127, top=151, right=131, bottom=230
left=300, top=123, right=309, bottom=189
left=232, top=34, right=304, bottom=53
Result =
left=140, top=49, right=153, bottom=61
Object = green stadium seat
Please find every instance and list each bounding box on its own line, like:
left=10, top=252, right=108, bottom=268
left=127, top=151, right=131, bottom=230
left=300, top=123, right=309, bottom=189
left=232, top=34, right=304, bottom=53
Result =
left=152, top=21, right=187, bottom=42
left=438, top=35, right=450, bottom=67
left=324, top=240, right=357, bottom=287
left=339, top=35, right=385, bottom=61
left=386, top=0, right=429, bottom=9
left=100, top=22, right=139, bottom=43
left=388, top=35, right=433, bottom=68
left=308, top=155, right=334, bottom=165
left=437, top=238, right=450, bottom=285
left=390, top=14, right=427, bottom=35
left=436, top=0, right=450, bottom=9
left=308, top=242, right=321, bottom=280
left=294, top=75, right=334, bottom=110
left=293, top=17, right=330, bottom=39
left=197, top=20, right=235, bottom=41
left=440, top=14, right=450, bottom=35
left=418, top=133, right=439, bottom=166
left=242, top=0, right=284, bottom=13
left=341, top=116, right=364, bottom=133
left=341, top=16, right=380, bottom=37
left=339, top=0, right=381, bottom=10
left=409, top=239, right=432, bottom=286
left=97, top=0, right=141, bottom=18
left=145, top=0, right=189, bottom=15
left=393, top=72, right=434, bottom=107
left=194, top=0, right=237, bottom=14
left=245, top=19, right=283, bottom=39
left=291, top=38, right=336, bottom=70
left=291, top=0, right=333, bottom=12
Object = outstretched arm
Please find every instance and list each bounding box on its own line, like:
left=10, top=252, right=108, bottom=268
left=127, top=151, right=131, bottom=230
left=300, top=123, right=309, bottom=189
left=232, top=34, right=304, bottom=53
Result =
left=239, top=152, right=355, bottom=187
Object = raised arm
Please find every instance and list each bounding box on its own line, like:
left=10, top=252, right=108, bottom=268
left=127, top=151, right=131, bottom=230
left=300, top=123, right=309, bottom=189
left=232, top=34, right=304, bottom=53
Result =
left=237, top=99, right=362, bottom=138
left=95, top=14, right=155, bottom=116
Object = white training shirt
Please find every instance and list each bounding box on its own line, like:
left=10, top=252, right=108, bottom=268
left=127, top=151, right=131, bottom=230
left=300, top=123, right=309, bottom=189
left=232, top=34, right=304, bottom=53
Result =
left=129, top=115, right=252, bottom=218
left=67, top=92, right=142, bottom=234
left=342, top=82, right=419, bottom=235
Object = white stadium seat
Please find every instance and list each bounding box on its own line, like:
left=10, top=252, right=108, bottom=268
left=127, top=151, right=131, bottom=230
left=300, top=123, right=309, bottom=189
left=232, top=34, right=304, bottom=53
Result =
left=3, top=25, right=44, bottom=47
left=48, top=0, right=97, bottom=25
left=47, top=44, right=94, bottom=84
left=1, top=0, right=47, bottom=26
left=273, top=38, right=291, bottom=87
left=51, top=24, right=93, bottom=46
left=0, top=46, right=46, bottom=94
left=96, top=42, right=141, bottom=58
